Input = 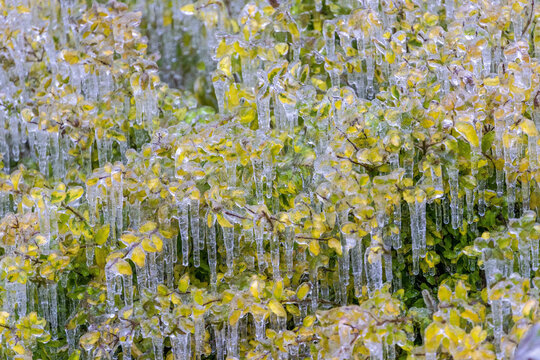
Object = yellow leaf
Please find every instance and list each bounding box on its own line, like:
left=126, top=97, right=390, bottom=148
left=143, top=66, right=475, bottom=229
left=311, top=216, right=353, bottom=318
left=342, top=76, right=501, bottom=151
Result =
left=140, top=221, right=157, bottom=233
left=455, top=121, right=479, bottom=148
left=437, top=284, right=452, bottom=303
left=180, top=3, right=196, bottom=15
left=131, top=246, right=145, bottom=268
left=250, top=279, right=260, bottom=299
left=470, top=326, right=487, bottom=343
left=62, top=50, right=80, bottom=65
left=296, top=283, right=310, bottom=300
left=268, top=299, right=287, bottom=318
left=424, top=323, right=440, bottom=351
left=309, top=240, right=320, bottom=256
left=12, top=343, right=26, bottom=355
left=521, top=118, right=539, bottom=137
left=141, top=236, right=162, bottom=253
left=303, top=315, right=315, bottom=327
left=275, top=43, right=289, bottom=55
left=455, top=280, right=467, bottom=300
left=217, top=213, right=233, bottom=228
left=193, top=289, right=204, bottom=306
left=16, top=5, right=30, bottom=13
left=120, top=233, right=138, bottom=245
left=461, top=308, right=480, bottom=323
left=218, top=56, right=232, bottom=77
left=178, top=273, right=190, bottom=293
left=328, top=238, right=342, bottom=256
left=273, top=280, right=283, bottom=300
left=116, top=260, right=132, bottom=276
left=80, top=331, right=100, bottom=350
left=66, top=186, right=84, bottom=204
left=484, top=76, right=500, bottom=86
left=95, top=224, right=110, bottom=246
left=229, top=310, right=242, bottom=325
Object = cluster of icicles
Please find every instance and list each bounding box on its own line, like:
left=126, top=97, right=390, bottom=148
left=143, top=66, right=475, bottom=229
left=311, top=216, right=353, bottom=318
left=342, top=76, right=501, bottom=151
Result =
left=1, top=0, right=540, bottom=358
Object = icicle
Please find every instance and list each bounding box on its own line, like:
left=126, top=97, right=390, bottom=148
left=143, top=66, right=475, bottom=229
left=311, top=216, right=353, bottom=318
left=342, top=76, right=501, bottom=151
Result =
left=227, top=321, right=239, bottom=358
left=50, top=132, right=61, bottom=179
left=521, top=174, right=530, bottom=212
left=495, top=122, right=505, bottom=196
left=37, top=130, right=49, bottom=177
left=121, top=336, right=132, bottom=360
left=392, top=200, right=402, bottom=250
left=465, top=188, right=474, bottom=224
left=323, top=21, right=335, bottom=58
left=171, top=333, right=191, bottom=360
left=213, top=325, right=225, bottom=360
left=256, top=86, right=271, bottom=131
left=9, top=116, right=19, bottom=163
left=417, top=198, right=427, bottom=257
left=223, top=226, right=234, bottom=277
left=0, top=111, right=9, bottom=172
left=254, top=314, right=266, bottom=342
left=445, top=0, right=454, bottom=20
left=492, top=299, right=504, bottom=359
left=366, top=340, right=383, bottom=360
left=194, top=315, right=205, bottom=356
left=365, top=245, right=383, bottom=294
left=179, top=200, right=190, bottom=266
left=112, top=166, right=123, bottom=238
left=213, top=75, right=227, bottom=114
left=338, top=246, right=349, bottom=305
left=49, top=283, right=58, bottom=337
left=191, top=199, right=200, bottom=267
left=310, top=265, right=319, bottom=311
left=153, top=337, right=164, bottom=360
left=507, top=176, right=516, bottom=219
left=478, top=179, right=486, bottom=217
left=435, top=200, right=442, bottom=232
left=532, top=235, right=539, bottom=271
left=105, top=266, right=117, bottom=312
left=207, top=222, right=217, bottom=291
left=448, top=167, right=460, bottom=230
left=271, top=233, right=281, bottom=280
left=16, top=282, right=26, bottom=318
left=350, top=238, right=363, bottom=297
left=254, top=220, right=266, bottom=272
left=252, top=158, right=264, bottom=204
left=285, top=227, right=294, bottom=278
left=409, top=201, right=420, bottom=275
left=123, top=274, right=133, bottom=307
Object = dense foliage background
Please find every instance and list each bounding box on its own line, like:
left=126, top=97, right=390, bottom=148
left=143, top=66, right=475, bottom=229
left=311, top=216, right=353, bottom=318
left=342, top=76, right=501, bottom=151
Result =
left=0, top=0, right=539, bottom=359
